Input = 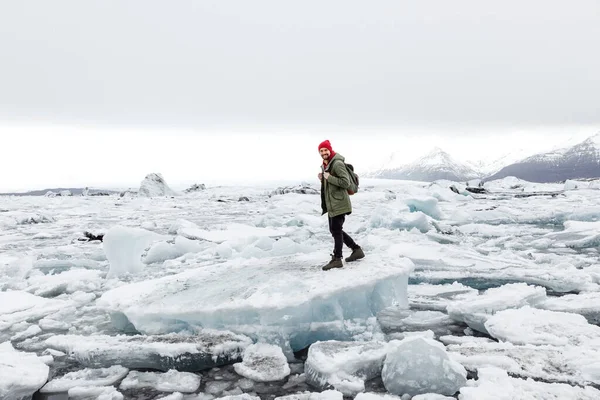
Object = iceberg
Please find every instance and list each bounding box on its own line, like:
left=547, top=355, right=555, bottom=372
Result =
left=139, top=173, right=178, bottom=197
left=98, top=254, right=413, bottom=351
left=538, top=292, right=600, bottom=324
left=382, top=337, right=466, bottom=397
left=377, top=308, right=464, bottom=337
left=275, top=391, right=343, bottom=400
left=45, top=331, right=252, bottom=372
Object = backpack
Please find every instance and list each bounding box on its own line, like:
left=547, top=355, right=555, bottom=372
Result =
left=332, top=159, right=360, bottom=195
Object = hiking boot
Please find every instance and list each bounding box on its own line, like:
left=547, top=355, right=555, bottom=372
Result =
left=322, top=256, right=343, bottom=271
left=345, top=247, right=365, bottom=262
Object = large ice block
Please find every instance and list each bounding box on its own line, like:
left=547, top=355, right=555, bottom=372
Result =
left=45, top=330, right=252, bottom=372
left=98, top=254, right=413, bottom=351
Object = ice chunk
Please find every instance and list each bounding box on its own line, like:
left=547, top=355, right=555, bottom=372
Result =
left=40, top=366, right=129, bottom=393
left=157, top=393, right=185, bottom=400
left=305, top=340, right=391, bottom=396
left=139, top=173, right=178, bottom=197
left=103, top=225, right=165, bottom=278
left=143, top=236, right=206, bottom=264
left=408, top=283, right=479, bottom=312
left=179, top=223, right=292, bottom=244
left=0, top=341, right=49, bottom=400
left=447, top=283, right=547, bottom=334
left=446, top=338, right=600, bottom=385
left=26, top=268, right=103, bottom=297
left=405, top=197, right=442, bottom=219
left=538, top=292, right=600, bottom=324
left=484, top=306, right=600, bottom=347
left=382, top=337, right=466, bottom=397
left=98, top=254, right=413, bottom=350
left=458, top=367, right=600, bottom=400
left=68, top=385, right=124, bottom=400
left=45, top=331, right=251, bottom=371
left=120, top=369, right=200, bottom=392
left=0, top=290, right=71, bottom=331
left=377, top=308, right=463, bottom=337
left=355, top=394, right=453, bottom=400
left=233, top=343, right=290, bottom=382
left=10, top=324, right=42, bottom=342
left=275, top=391, right=343, bottom=400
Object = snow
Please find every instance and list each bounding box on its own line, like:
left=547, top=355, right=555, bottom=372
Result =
left=119, top=369, right=201, bottom=392
left=382, top=337, right=467, bottom=397
left=458, top=367, right=600, bottom=400
left=0, top=341, right=49, bottom=400
left=233, top=343, right=291, bottom=382
left=305, top=340, right=391, bottom=396
left=45, top=331, right=252, bottom=371
left=446, top=283, right=547, bottom=333
left=40, top=366, right=129, bottom=393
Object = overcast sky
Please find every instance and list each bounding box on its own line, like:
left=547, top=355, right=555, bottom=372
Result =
left=0, top=1, right=599, bottom=190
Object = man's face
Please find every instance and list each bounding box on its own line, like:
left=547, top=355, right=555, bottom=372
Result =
left=320, top=148, right=331, bottom=160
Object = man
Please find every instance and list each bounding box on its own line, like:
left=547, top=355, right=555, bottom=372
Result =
left=318, top=140, right=365, bottom=270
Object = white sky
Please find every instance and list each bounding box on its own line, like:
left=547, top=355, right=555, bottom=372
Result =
left=0, top=1, right=599, bottom=191
left=1, top=123, right=597, bottom=192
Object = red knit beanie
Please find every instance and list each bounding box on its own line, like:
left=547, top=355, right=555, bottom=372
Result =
left=318, top=140, right=333, bottom=153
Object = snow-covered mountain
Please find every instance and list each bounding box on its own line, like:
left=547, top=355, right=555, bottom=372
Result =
left=486, top=133, right=600, bottom=183
left=368, top=147, right=482, bottom=182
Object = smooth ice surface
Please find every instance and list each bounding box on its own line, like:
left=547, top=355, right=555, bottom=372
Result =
left=484, top=306, right=600, bottom=347
left=103, top=226, right=165, bottom=278
left=233, top=343, right=291, bottom=382
left=382, top=337, right=467, bottom=397
left=447, top=283, right=547, bottom=334
left=458, top=367, right=600, bottom=400
left=119, top=369, right=201, bottom=393
left=305, top=340, right=392, bottom=396
left=68, top=386, right=124, bottom=400
left=45, top=331, right=252, bottom=371
left=98, top=254, right=413, bottom=350
left=0, top=341, right=49, bottom=400
left=377, top=308, right=462, bottom=337
left=40, top=366, right=129, bottom=393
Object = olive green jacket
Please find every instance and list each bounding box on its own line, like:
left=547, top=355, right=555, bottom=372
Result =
left=321, top=153, right=352, bottom=217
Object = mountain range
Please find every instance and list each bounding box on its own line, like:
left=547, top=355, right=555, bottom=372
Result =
left=366, top=133, right=600, bottom=183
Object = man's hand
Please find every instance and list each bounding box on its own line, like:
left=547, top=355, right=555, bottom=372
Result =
left=318, top=173, right=323, bottom=181
left=324, top=172, right=330, bottom=180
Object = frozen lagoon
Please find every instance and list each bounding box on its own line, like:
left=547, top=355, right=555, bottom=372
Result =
left=2, top=177, right=600, bottom=399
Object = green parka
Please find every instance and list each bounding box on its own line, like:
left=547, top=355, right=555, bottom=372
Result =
left=321, top=153, right=352, bottom=217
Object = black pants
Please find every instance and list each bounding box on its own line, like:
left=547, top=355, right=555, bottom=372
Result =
left=328, top=214, right=358, bottom=258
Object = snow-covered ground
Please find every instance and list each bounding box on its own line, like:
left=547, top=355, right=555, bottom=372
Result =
left=1, top=177, right=599, bottom=399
